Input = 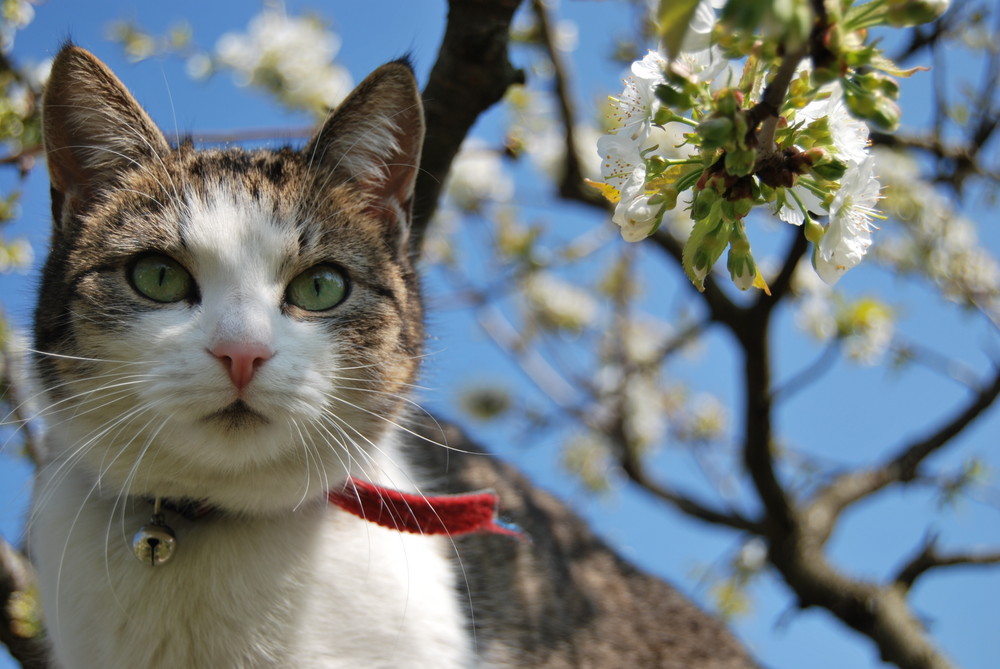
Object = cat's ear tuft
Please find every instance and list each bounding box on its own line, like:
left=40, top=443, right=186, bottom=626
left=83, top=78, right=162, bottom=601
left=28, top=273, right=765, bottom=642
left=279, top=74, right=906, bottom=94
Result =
left=304, top=62, right=424, bottom=251
left=42, top=45, right=171, bottom=231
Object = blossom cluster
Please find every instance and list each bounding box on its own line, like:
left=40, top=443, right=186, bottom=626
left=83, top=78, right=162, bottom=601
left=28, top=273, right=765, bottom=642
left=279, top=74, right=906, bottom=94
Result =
left=591, top=0, right=947, bottom=290
left=213, top=9, right=352, bottom=116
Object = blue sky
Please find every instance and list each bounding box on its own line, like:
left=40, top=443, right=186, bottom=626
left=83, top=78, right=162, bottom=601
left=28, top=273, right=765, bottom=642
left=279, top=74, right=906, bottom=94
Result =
left=1, top=2, right=998, bottom=668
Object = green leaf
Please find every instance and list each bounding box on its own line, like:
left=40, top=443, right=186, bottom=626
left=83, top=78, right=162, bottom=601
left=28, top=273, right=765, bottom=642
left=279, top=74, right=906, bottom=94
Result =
left=658, top=0, right=702, bottom=59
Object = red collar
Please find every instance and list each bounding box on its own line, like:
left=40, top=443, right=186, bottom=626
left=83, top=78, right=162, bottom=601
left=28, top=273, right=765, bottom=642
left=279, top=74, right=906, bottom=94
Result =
left=328, top=477, right=521, bottom=538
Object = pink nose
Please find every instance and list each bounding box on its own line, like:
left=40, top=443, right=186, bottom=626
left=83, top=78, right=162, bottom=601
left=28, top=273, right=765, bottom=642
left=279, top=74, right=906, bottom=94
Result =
left=211, top=342, right=274, bottom=391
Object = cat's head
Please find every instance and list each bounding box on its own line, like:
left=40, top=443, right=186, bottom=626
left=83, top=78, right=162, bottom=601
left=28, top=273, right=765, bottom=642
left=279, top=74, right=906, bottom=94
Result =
left=33, top=45, right=426, bottom=513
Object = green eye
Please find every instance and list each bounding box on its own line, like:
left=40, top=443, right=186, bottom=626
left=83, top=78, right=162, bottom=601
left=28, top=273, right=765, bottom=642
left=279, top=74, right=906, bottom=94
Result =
left=287, top=264, right=348, bottom=311
left=130, top=254, right=194, bottom=303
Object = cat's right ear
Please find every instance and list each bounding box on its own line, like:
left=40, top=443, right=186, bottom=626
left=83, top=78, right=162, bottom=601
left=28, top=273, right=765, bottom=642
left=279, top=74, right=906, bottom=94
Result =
left=42, top=44, right=170, bottom=233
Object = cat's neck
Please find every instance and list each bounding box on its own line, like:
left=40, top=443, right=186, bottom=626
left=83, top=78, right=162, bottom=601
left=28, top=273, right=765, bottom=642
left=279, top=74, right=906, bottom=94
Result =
left=32, top=455, right=474, bottom=669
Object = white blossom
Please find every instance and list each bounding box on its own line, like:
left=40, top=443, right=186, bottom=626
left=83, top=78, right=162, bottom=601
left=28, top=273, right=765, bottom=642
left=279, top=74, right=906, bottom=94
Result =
left=797, top=83, right=870, bottom=165
left=815, top=156, right=881, bottom=284
left=607, top=50, right=667, bottom=143
left=774, top=82, right=871, bottom=227
left=553, top=19, right=579, bottom=52
left=613, top=171, right=660, bottom=242
left=671, top=0, right=731, bottom=85
left=774, top=183, right=824, bottom=227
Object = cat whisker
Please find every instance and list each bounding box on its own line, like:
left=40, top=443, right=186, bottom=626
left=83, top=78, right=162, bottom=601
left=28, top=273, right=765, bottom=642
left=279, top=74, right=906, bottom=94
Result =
left=322, top=388, right=478, bottom=456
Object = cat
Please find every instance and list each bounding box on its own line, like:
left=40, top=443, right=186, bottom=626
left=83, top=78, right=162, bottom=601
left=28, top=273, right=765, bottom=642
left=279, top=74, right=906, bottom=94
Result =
left=28, top=43, right=759, bottom=668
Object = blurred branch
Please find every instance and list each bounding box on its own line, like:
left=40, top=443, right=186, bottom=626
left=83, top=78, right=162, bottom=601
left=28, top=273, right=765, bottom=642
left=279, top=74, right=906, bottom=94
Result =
left=475, top=303, right=581, bottom=410
left=895, top=535, right=1000, bottom=591
left=772, top=338, right=841, bottom=402
left=891, top=338, right=983, bottom=390
left=806, top=366, right=1000, bottom=545
left=0, top=537, right=49, bottom=669
left=412, top=0, right=526, bottom=254
left=529, top=0, right=605, bottom=206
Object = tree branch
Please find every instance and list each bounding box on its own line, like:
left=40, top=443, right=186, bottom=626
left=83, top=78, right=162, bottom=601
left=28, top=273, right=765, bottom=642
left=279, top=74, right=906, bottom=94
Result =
left=895, top=535, right=1000, bottom=591
left=411, top=0, right=526, bottom=255
left=748, top=44, right=809, bottom=156
left=806, top=366, right=1000, bottom=545
left=618, top=453, right=763, bottom=533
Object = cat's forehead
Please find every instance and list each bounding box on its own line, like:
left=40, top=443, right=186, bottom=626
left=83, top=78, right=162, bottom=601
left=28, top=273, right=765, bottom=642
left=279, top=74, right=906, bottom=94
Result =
left=181, top=180, right=297, bottom=277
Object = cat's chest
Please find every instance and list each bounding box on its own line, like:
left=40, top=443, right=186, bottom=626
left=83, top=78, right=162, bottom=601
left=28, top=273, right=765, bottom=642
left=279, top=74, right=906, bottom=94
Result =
left=31, top=469, right=473, bottom=669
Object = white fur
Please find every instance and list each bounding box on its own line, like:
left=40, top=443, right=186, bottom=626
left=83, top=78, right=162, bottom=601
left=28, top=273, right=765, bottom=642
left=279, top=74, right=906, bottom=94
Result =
left=32, top=444, right=472, bottom=668
left=31, top=185, right=475, bottom=667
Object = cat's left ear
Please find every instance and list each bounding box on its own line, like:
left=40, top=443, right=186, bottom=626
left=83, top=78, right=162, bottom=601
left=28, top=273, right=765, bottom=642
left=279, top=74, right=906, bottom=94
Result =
left=305, top=60, right=424, bottom=253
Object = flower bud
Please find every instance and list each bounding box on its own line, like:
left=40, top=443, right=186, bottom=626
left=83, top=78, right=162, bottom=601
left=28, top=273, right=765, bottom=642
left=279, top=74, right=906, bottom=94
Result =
left=804, top=217, right=825, bottom=244
left=727, top=223, right=757, bottom=291
left=809, top=155, right=848, bottom=181
left=697, top=116, right=735, bottom=150
left=870, top=96, right=901, bottom=132
left=682, top=211, right=732, bottom=290
left=725, top=147, right=757, bottom=177
left=691, top=187, right=719, bottom=221
left=715, top=89, right=742, bottom=117
left=648, top=184, right=679, bottom=211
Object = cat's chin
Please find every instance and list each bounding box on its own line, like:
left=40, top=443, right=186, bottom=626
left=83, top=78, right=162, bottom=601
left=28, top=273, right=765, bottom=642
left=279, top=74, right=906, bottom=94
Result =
left=202, top=399, right=270, bottom=430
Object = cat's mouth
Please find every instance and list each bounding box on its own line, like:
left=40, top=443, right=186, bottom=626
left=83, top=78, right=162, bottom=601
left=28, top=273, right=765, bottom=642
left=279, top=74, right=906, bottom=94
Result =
left=203, top=399, right=269, bottom=429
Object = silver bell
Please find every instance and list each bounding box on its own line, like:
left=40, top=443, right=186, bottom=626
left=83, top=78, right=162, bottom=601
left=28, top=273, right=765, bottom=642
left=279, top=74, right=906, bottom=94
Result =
left=132, top=521, right=176, bottom=566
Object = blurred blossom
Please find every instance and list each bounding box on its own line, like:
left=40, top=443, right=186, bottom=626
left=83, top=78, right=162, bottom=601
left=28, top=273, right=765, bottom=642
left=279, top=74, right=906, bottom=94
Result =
left=624, top=374, right=668, bottom=447
left=215, top=9, right=352, bottom=115
left=444, top=139, right=514, bottom=212
left=0, top=237, right=32, bottom=274
left=617, top=318, right=673, bottom=366
left=672, top=392, right=727, bottom=443
left=554, top=19, right=579, bottom=52
left=737, top=537, right=768, bottom=572
left=792, top=259, right=837, bottom=341
left=562, top=432, right=613, bottom=493
left=25, top=56, right=50, bottom=88
left=671, top=0, right=730, bottom=84
left=523, top=271, right=598, bottom=332
left=874, top=147, right=1000, bottom=309
left=185, top=53, right=213, bottom=80
left=838, top=298, right=894, bottom=365
left=0, top=0, right=34, bottom=53
left=531, top=123, right=603, bottom=182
